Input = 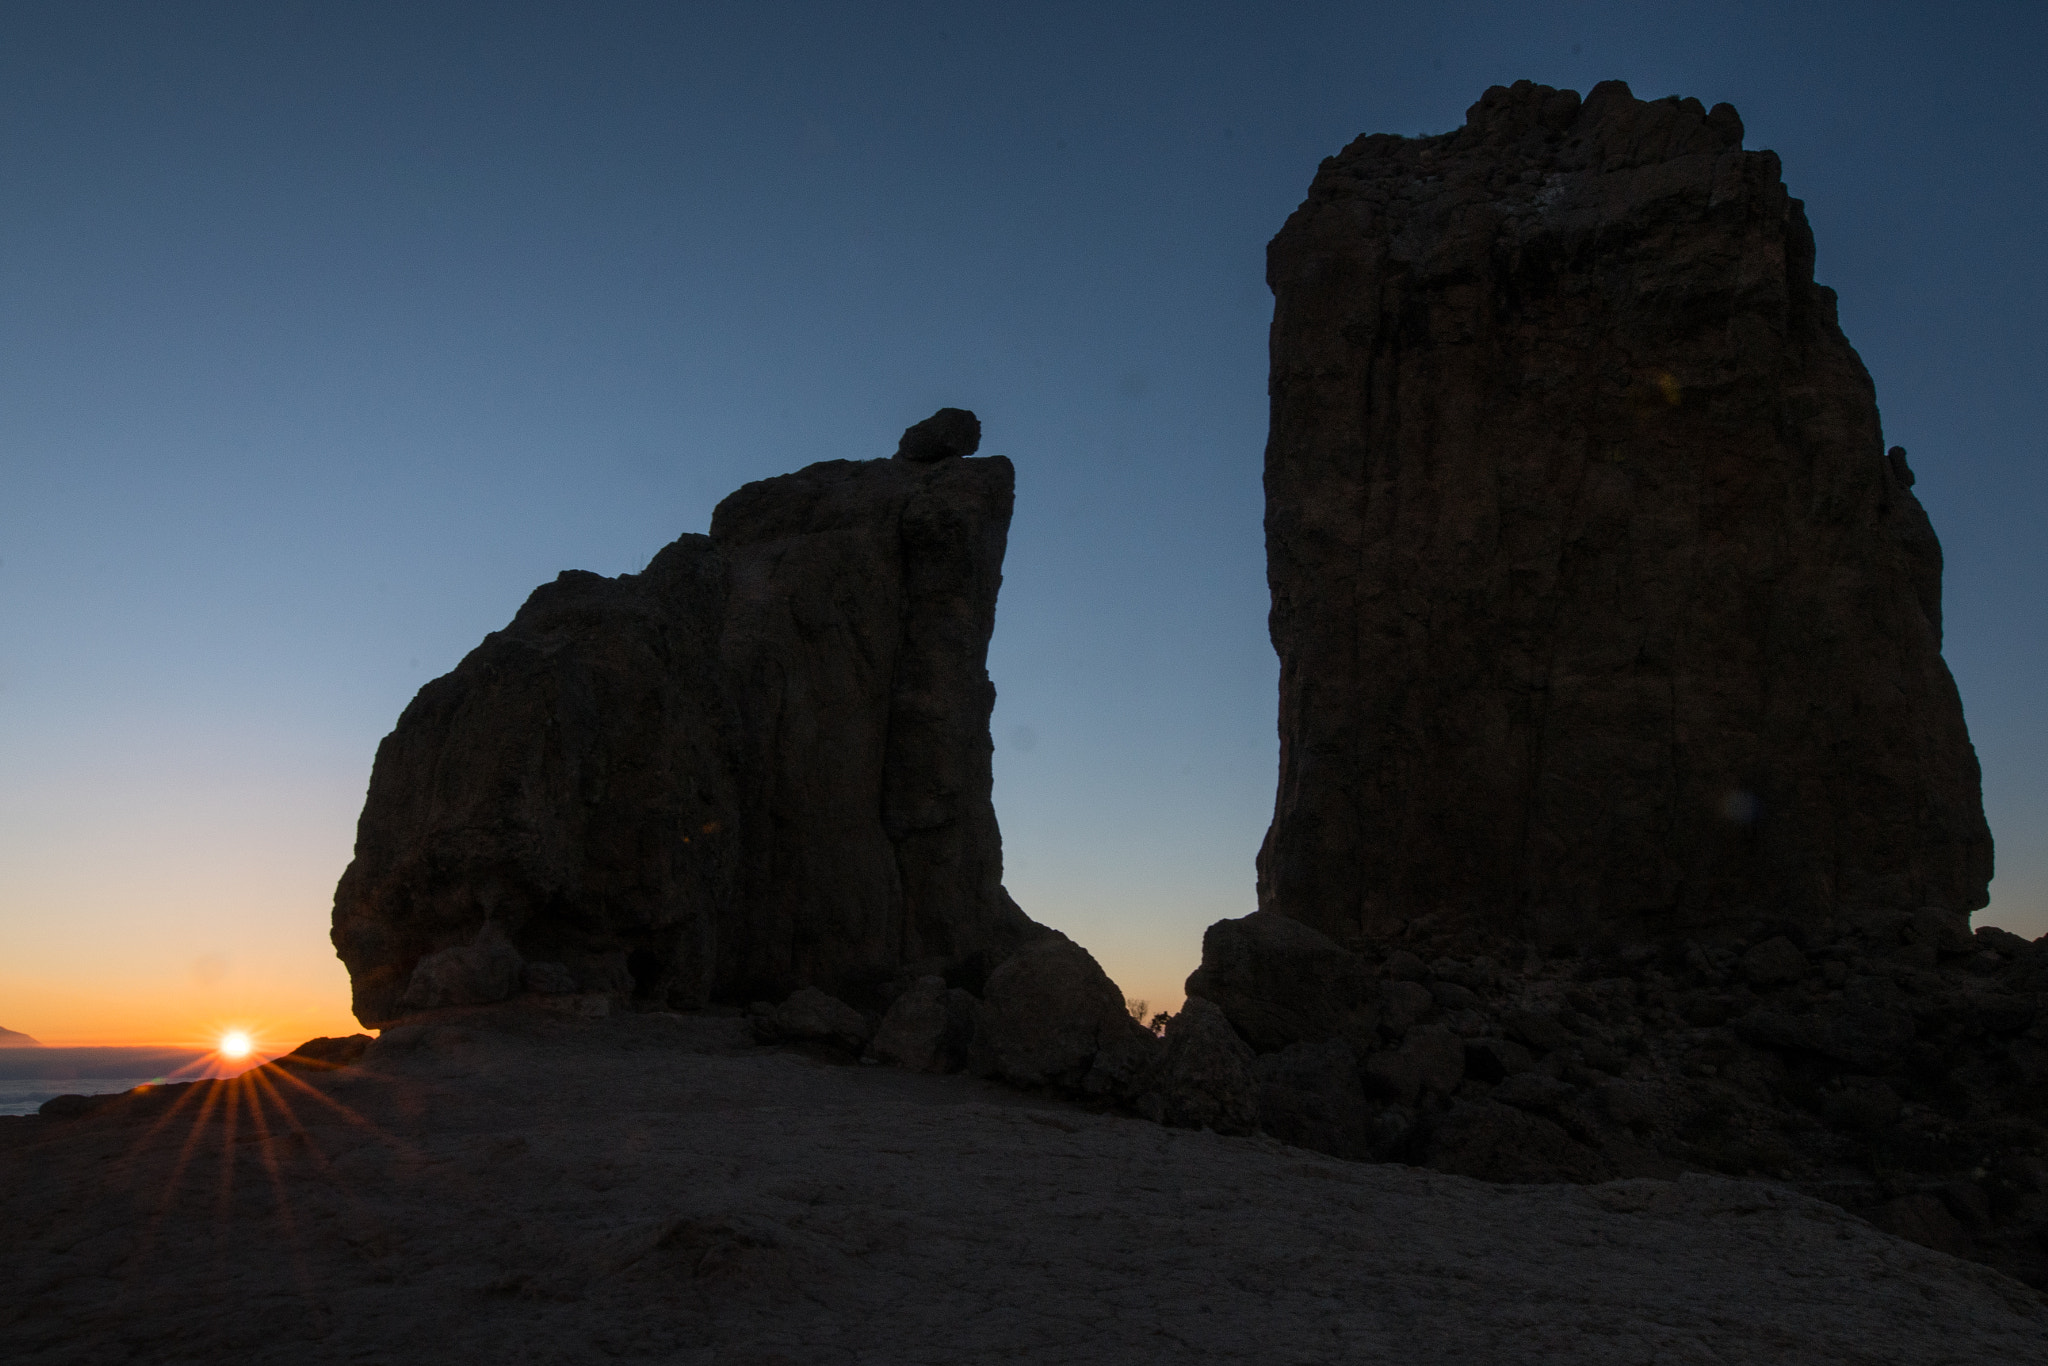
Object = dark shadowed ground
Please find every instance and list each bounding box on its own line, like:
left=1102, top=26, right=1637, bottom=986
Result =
left=3, top=1005, right=2044, bottom=1365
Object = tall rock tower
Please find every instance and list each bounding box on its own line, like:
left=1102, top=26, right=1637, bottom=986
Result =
left=1257, top=80, right=1990, bottom=952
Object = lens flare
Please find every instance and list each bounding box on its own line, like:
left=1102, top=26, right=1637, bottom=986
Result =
left=218, top=1030, right=254, bottom=1060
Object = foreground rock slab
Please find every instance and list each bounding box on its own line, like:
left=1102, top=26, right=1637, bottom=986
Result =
left=3, top=1008, right=2044, bottom=1365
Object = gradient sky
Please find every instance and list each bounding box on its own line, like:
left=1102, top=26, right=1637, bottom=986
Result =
left=3, top=2, right=2042, bottom=1047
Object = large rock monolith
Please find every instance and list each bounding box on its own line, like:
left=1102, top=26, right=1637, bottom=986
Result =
left=332, top=411, right=1046, bottom=1026
left=1256, top=78, right=1990, bottom=953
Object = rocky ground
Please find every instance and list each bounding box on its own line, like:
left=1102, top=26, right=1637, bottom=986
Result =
left=5, top=1003, right=2046, bottom=1364
left=1185, top=909, right=2048, bottom=1291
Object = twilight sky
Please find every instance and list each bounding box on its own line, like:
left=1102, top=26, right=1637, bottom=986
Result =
left=2, top=2, right=2042, bottom=1046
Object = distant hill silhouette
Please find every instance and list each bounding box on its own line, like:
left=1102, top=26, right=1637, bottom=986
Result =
left=0, top=1025, right=40, bottom=1048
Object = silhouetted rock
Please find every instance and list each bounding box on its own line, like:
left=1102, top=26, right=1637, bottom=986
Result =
left=1180, top=87, right=2040, bottom=1286
left=521, top=962, right=579, bottom=995
left=976, top=935, right=1157, bottom=1094
left=870, top=976, right=978, bottom=1073
left=1257, top=78, right=1990, bottom=954
left=1185, top=885, right=2048, bottom=1285
left=0, top=1026, right=39, bottom=1048
left=273, top=1034, right=373, bottom=1073
left=1182, top=911, right=1376, bottom=1053
left=1250, top=1038, right=1372, bottom=1158
left=712, top=445, right=1031, bottom=1003
left=893, top=407, right=981, bottom=463
left=1135, top=997, right=1258, bottom=1135
left=754, top=988, right=871, bottom=1051
left=331, top=534, right=738, bottom=1024
left=401, top=923, right=525, bottom=1010
left=333, top=411, right=1047, bottom=1025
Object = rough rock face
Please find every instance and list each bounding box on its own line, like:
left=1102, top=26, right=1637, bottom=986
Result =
left=713, top=452, right=1032, bottom=1003
left=1258, top=79, right=1990, bottom=952
left=332, top=537, right=738, bottom=1023
left=974, top=935, right=1157, bottom=1096
left=333, top=412, right=1043, bottom=1026
left=1182, top=906, right=2048, bottom=1288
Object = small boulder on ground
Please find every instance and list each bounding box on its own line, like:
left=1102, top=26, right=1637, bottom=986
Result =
left=1183, top=911, right=1378, bottom=1052
left=1136, top=997, right=1258, bottom=1136
left=977, top=935, right=1157, bottom=1094
left=273, top=1035, right=374, bottom=1073
left=399, top=924, right=524, bottom=1011
left=1251, top=1037, right=1371, bottom=1158
left=1362, top=1024, right=1465, bottom=1107
left=870, top=976, right=978, bottom=1073
left=755, top=988, right=871, bottom=1051
left=1741, top=937, right=1809, bottom=987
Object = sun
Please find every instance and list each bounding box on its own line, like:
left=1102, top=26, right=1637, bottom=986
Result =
left=218, top=1030, right=254, bottom=1061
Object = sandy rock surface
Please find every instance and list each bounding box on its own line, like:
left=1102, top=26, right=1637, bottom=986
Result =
left=4, top=1008, right=2043, bottom=1364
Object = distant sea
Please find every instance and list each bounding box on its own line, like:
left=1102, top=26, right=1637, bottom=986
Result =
left=0, top=1048, right=268, bottom=1116
left=0, top=1077, right=164, bottom=1116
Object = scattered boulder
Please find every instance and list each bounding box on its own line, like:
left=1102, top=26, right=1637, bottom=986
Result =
left=1733, top=999, right=1916, bottom=1071
left=1136, top=997, right=1258, bottom=1135
left=976, top=935, right=1156, bottom=1095
left=1872, top=1194, right=1976, bottom=1259
left=1362, top=1025, right=1465, bottom=1107
left=1741, top=938, right=1809, bottom=987
left=399, top=924, right=525, bottom=1011
left=272, top=1034, right=374, bottom=1073
left=1182, top=911, right=1376, bottom=1052
left=1250, top=1038, right=1372, bottom=1159
left=1491, top=1072, right=1579, bottom=1116
left=521, top=962, right=579, bottom=996
left=755, top=988, right=871, bottom=1051
left=869, top=976, right=978, bottom=1073
left=1463, top=1036, right=1536, bottom=1083
left=1180, top=902, right=2048, bottom=1287
left=1380, top=981, right=1436, bottom=1035
left=1256, top=78, right=1990, bottom=953
left=1418, top=1101, right=1612, bottom=1185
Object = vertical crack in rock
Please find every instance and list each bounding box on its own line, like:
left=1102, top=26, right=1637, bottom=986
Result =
left=1256, top=78, right=1991, bottom=953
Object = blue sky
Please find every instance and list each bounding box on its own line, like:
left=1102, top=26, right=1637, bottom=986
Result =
left=2, top=1, right=2042, bottom=1042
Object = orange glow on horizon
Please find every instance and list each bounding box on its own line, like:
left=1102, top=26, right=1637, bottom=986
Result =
left=0, top=960, right=363, bottom=1049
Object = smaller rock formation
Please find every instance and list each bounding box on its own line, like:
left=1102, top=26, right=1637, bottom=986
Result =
left=333, top=410, right=1044, bottom=1026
